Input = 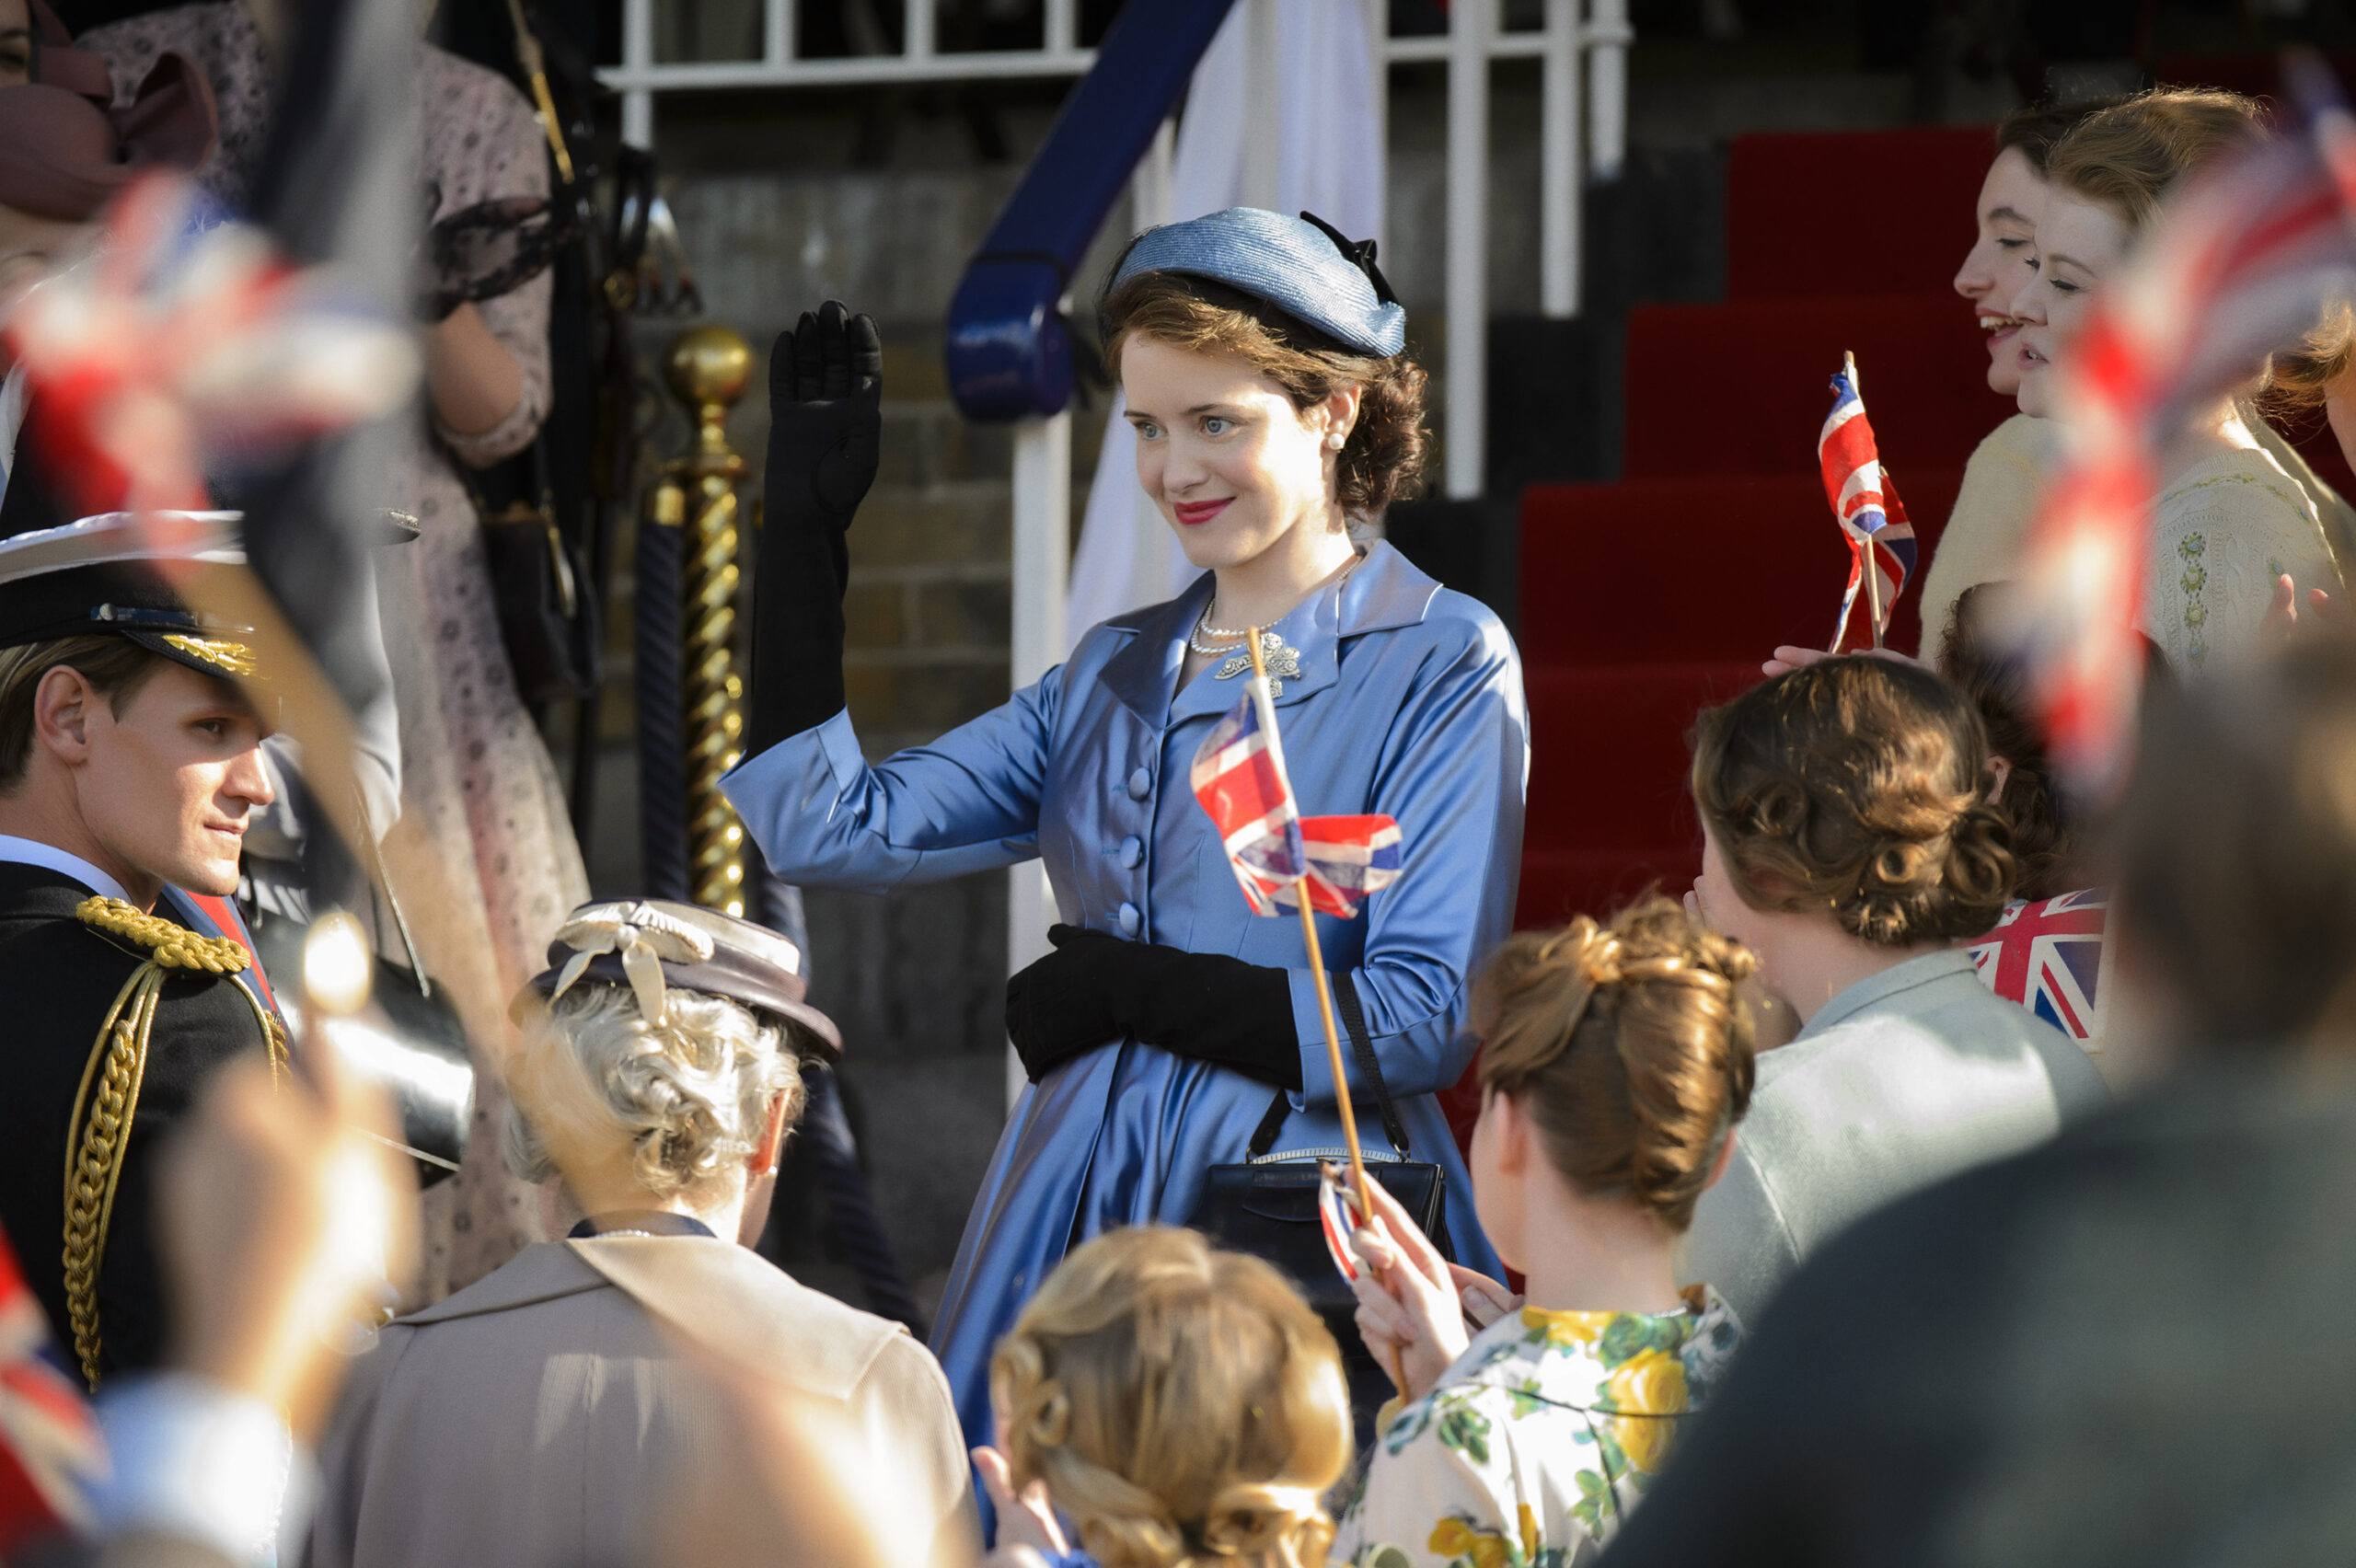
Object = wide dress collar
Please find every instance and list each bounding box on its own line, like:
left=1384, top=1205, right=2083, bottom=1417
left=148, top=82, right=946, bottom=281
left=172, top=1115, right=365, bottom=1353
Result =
left=1091, top=538, right=1443, bottom=729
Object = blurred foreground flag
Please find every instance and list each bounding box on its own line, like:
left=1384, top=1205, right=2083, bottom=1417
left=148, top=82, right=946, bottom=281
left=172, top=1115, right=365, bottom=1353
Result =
left=1818, top=352, right=1916, bottom=650
left=1192, top=679, right=1401, bottom=919
left=0, top=1227, right=101, bottom=1555
left=2005, top=53, right=2356, bottom=789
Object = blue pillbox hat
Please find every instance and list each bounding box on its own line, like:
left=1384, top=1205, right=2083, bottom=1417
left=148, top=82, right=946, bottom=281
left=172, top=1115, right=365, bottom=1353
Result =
left=1108, top=206, right=1406, bottom=358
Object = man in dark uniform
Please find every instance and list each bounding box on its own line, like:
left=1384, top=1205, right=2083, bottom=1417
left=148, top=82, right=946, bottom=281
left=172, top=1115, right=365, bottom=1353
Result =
left=0, top=509, right=283, bottom=1389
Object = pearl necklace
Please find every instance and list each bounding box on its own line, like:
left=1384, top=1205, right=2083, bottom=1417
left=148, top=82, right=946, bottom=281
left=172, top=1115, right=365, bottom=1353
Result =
left=1188, top=551, right=1366, bottom=656
left=1188, top=601, right=1253, bottom=654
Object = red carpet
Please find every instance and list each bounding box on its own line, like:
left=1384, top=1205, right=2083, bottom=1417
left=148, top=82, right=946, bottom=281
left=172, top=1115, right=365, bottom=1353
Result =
left=1515, top=125, right=1997, bottom=932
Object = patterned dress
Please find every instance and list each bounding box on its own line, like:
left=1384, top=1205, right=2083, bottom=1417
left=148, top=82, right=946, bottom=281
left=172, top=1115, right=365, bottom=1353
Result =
left=82, top=6, right=590, bottom=1296
left=1330, top=1288, right=1742, bottom=1568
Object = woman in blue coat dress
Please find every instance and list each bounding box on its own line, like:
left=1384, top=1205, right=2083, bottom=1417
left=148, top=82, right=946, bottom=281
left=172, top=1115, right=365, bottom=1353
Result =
left=724, top=208, right=1529, bottom=1449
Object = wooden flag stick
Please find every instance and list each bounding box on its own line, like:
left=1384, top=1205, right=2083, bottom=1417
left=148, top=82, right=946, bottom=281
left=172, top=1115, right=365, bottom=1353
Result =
left=1244, top=629, right=1409, bottom=1391
left=1865, top=546, right=1884, bottom=650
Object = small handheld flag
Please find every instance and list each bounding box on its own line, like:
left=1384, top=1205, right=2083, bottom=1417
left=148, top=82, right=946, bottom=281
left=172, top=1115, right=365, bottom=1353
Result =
left=1818, top=352, right=1918, bottom=650
left=1189, top=630, right=1409, bottom=1389
left=1190, top=679, right=1402, bottom=918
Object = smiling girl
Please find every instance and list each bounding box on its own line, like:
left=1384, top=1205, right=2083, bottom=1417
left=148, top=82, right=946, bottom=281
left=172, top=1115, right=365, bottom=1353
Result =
left=2009, top=90, right=2346, bottom=676
left=726, top=208, right=1528, bottom=1458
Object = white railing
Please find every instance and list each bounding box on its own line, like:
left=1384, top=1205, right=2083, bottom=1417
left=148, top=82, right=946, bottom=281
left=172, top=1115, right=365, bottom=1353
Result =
left=605, top=0, right=1633, bottom=347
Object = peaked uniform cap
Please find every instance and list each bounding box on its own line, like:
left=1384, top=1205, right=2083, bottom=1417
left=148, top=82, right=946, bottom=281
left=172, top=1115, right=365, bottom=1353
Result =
left=0, top=512, right=261, bottom=681
left=1108, top=206, right=1407, bottom=357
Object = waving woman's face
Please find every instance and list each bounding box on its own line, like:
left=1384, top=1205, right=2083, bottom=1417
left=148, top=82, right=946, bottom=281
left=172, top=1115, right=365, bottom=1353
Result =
left=2008, top=188, right=2132, bottom=420
left=1120, top=335, right=1351, bottom=574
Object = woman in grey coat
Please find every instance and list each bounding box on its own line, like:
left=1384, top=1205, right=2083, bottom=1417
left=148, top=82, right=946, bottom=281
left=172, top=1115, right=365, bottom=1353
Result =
left=1680, top=658, right=2108, bottom=1325
left=302, top=901, right=976, bottom=1568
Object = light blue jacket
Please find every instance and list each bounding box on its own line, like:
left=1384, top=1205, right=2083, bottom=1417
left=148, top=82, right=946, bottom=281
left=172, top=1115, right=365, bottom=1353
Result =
left=722, top=541, right=1529, bottom=1446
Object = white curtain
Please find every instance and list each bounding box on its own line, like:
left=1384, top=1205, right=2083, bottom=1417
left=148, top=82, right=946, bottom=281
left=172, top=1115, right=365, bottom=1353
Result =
left=1063, top=0, right=1387, bottom=651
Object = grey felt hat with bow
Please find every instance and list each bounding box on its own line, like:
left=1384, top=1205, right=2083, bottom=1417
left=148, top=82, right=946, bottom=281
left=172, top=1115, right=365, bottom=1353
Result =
left=521, top=899, right=842, bottom=1060
left=1107, top=206, right=1405, bottom=358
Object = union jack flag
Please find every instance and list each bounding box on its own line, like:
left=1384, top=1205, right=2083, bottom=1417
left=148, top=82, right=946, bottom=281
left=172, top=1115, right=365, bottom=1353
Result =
left=1, top=175, right=419, bottom=519
left=0, top=1227, right=102, bottom=1554
left=2007, top=54, right=2356, bottom=789
left=1191, top=686, right=1403, bottom=919
left=1818, top=352, right=1917, bottom=651
left=1965, top=888, right=2109, bottom=1044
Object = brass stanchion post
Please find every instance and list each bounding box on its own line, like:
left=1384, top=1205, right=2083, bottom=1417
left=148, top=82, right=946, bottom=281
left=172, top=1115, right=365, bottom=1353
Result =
left=657, top=326, right=753, bottom=916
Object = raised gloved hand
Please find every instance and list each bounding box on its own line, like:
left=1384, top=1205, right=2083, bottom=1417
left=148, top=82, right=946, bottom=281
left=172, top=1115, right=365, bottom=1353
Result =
left=1005, top=924, right=1302, bottom=1090
left=748, top=301, right=884, bottom=754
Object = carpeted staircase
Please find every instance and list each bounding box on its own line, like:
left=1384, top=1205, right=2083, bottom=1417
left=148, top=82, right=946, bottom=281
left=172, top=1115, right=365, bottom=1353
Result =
left=1513, top=123, right=2010, bottom=932
left=1509, top=117, right=2356, bottom=936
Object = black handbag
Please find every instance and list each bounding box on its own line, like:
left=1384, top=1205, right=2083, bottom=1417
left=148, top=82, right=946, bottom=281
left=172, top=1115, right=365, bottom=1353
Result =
left=473, top=439, right=602, bottom=704
left=1185, top=973, right=1450, bottom=1337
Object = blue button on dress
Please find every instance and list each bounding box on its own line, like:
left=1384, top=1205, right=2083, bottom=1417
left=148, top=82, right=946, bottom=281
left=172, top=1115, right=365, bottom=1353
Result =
left=721, top=541, right=1530, bottom=1448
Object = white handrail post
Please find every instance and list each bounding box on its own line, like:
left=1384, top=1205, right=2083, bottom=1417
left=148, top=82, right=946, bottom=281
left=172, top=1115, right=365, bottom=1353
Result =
left=1540, top=0, right=1582, bottom=317
left=1445, top=0, right=1492, bottom=499
left=763, top=0, right=794, bottom=65
left=1589, top=0, right=1631, bottom=181
left=1007, top=412, right=1071, bottom=1111
left=904, top=0, right=933, bottom=62
left=1242, top=0, right=1282, bottom=208
left=621, top=0, right=653, bottom=148
left=1365, top=0, right=1390, bottom=258
left=1045, top=0, right=1079, bottom=55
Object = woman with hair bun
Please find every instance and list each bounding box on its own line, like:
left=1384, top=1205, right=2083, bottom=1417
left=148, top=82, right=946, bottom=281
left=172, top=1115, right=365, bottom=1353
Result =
left=728, top=211, right=1525, bottom=1450
left=1332, top=896, right=1750, bottom=1566
left=1678, top=658, right=2107, bottom=1325
left=976, top=1227, right=1352, bottom=1568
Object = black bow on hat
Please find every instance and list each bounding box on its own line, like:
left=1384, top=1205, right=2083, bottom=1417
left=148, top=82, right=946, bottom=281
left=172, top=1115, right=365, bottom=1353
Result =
left=1299, top=210, right=1399, bottom=308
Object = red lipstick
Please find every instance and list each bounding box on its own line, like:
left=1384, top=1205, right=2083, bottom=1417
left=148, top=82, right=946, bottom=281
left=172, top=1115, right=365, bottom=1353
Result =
left=1173, top=498, right=1232, bottom=526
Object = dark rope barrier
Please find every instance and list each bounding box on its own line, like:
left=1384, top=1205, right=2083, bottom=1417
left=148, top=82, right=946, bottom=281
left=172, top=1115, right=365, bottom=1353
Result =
left=634, top=502, right=689, bottom=903
left=801, top=1064, right=928, bottom=1336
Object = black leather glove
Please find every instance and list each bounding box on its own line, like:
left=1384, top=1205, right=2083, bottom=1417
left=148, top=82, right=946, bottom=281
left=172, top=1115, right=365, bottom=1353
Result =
left=747, top=301, right=884, bottom=753
left=1005, top=924, right=1302, bottom=1090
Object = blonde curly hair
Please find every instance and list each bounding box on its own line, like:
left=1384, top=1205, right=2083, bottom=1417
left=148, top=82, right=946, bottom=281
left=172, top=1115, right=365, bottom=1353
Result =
left=990, top=1228, right=1351, bottom=1568
left=502, top=982, right=803, bottom=1203
left=1474, top=897, right=1757, bottom=1232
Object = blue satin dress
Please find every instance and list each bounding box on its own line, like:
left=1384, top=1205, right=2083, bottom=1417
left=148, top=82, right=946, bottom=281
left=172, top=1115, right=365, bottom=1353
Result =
left=722, top=540, right=1529, bottom=1447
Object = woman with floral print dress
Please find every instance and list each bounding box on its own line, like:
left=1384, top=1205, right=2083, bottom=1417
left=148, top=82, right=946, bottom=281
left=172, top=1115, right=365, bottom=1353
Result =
left=1334, top=898, right=1756, bottom=1568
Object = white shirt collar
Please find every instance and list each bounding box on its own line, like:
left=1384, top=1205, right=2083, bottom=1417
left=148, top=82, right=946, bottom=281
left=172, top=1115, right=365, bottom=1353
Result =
left=0, top=834, right=134, bottom=905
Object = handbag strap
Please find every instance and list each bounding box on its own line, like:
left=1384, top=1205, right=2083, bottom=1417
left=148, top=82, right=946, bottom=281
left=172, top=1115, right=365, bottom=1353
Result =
left=1244, top=971, right=1414, bottom=1159
left=1335, top=971, right=1414, bottom=1156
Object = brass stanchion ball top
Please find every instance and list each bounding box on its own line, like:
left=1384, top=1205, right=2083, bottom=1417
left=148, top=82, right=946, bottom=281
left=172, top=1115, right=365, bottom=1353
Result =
left=664, top=326, right=754, bottom=409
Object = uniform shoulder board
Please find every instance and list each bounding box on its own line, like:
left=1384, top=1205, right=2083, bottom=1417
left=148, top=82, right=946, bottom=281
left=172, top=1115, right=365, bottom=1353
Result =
left=75, top=896, right=253, bottom=974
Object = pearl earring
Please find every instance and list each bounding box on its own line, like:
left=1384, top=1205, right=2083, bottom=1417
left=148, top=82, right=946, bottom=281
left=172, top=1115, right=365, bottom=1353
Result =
left=1327, top=432, right=1346, bottom=450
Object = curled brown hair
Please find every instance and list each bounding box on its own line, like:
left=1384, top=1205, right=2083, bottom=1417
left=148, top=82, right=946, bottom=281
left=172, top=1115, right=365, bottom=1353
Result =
left=1993, top=95, right=2127, bottom=172
left=1936, top=584, right=2080, bottom=902
left=1101, top=269, right=1427, bottom=519
left=2045, top=86, right=2266, bottom=233
left=1472, top=897, right=1756, bottom=1233
left=990, top=1227, right=1351, bottom=1568
left=1691, top=658, right=2016, bottom=945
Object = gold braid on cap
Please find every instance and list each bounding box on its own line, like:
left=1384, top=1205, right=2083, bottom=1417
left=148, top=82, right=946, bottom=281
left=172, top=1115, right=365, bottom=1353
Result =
left=62, top=897, right=285, bottom=1389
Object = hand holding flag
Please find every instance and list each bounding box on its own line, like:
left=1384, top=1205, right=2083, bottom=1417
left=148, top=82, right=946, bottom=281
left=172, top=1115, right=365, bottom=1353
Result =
left=1818, top=352, right=1917, bottom=651
left=1188, top=631, right=1407, bottom=1389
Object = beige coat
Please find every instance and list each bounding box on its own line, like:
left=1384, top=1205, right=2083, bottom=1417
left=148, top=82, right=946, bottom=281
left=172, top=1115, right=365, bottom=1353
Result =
left=302, top=1237, right=976, bottom=1568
